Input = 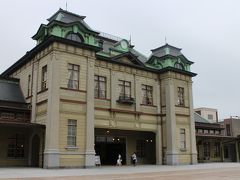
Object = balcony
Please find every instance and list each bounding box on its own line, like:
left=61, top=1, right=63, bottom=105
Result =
left=117, top=95, right=135, bottom=105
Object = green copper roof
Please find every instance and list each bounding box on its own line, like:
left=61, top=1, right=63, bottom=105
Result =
left=194, top=113, right=211, bottom=123
left=30, top=9, right=196, bottom=76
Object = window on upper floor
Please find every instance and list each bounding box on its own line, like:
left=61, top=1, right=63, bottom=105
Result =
left=94, top=75, right=106, bottom=99
left=7, top=134, right=25, bottom=159
left=67, top=64, right=79, bottom=90
left=180, top=128, right=186, bottom=150
left=226, top=124, right=231, bottom=136
left=208, top=114, right=213, bottom=120
left=27, top=74, right=31, bottom=97
left=142, top=85, right=153, bottom=105
left=67, top=119, right=77, bottom=147
left=177, top=87, right=184, bottom=106
left=119, top=80, right=131, bottom=99
left=174, top=63, right=184, bottom=70
left=66, top=33, right=83, bottom=43
left=41, top=65, right=47, bottom=91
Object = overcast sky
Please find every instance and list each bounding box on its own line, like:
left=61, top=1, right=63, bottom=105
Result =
left=0, top=0, right=239, bottom=119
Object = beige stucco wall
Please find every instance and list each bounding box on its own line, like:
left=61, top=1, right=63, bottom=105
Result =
left=7, top=41, right=196, bottom=167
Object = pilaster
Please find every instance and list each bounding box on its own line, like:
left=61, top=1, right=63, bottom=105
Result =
left=188, top=81, right=198, bottom=164
left=43, top=52, right=60, bottom=168
left=155, top=82, right=162, bottom=164
left=165, top=78, right=178, bottom=165
left=85, top=58, right=95, bottom=167
left=31, top=61, right=39, bottom=123
left=110, top=70, right=117, bottom=109
left=236, top=141, right=239, bottom=162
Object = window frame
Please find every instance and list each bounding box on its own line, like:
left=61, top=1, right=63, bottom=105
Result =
left=94, top=75, right=107, bottom=99
left=141, top=84, right=153, bottom=106
left=119, top=80, right=131, bottom=99
left=67, top=119, right=77, bottom=147
left=67, top=63, right=80, bottom=90
left=27, top=74, right=31, bottom=96
left=180, top=128, right=186, bottom=150
left=7, top=134, right=25, bottom=159
left=41, top=65, right=47, bottom=91
left=177, top=87, right=185, bottom=106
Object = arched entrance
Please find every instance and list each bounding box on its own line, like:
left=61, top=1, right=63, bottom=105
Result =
left=31, top=135, right=40, bottom=167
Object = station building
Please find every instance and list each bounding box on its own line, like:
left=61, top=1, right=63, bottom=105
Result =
left=0, top=9, right=197, bottom=168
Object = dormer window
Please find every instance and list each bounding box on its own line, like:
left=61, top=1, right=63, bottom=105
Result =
left=66, top=33, right=83, bottom=43
left=174, top=63, right=184, bottom=70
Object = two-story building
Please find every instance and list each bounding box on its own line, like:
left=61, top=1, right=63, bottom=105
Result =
left=0, top=9, right=197, bottom=168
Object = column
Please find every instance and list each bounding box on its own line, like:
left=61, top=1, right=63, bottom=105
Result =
left=235, top=141, right=239, bottom=162
left=31, top=60, right=39, bottom=123
left=155, top=82, right=162, bottom=164
left=134, top=75, right=140, bottom=112
left=221, top=141, right=224, bottom=162
left=110, top=70, right=117, bottom=109
left=188, top=81, right=198, bottom=164
left=44, top=52, right=60, bottom=168
left=85, top=58, right=95, bottom=167
left=165, top=79, right=178, bottom=165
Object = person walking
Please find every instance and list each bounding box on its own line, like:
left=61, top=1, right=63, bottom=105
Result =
left=116, top=154, right=122, bottom=166
left=131, top=152, right=137, bottom=166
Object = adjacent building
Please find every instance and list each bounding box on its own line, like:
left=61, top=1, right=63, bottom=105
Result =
left=195, top=107, right=218, bottom=123
left=0, top=9, right=197, bottom=168
left=195, top=110, right=239, bottom=163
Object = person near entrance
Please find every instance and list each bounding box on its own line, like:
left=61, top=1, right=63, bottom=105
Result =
left=116, top=154, right=122, bottom=166
left=131, top=152, right=137, bottom=166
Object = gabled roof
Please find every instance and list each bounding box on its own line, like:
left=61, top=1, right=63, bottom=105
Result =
left=111, top=51, right=145, bottom=67
left=0, top=77, right=26, bottom=103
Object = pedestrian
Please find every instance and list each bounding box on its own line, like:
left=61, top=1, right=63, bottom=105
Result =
left=116, top=154, right=122, bottom=166
left=131, top=152, right=137, bottom=166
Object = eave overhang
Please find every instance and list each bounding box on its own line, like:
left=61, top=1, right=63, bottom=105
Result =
left=96, top=54, right=197, bottom=77
left=2, top=36, right=102, bottom=77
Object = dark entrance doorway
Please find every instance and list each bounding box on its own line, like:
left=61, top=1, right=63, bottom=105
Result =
left=31, top=135, right=40, bottom=167
left=95, top=136, right=126, bottom=165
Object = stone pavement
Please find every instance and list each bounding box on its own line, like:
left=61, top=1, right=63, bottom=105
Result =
left=1, top=163, right=240, bottom=180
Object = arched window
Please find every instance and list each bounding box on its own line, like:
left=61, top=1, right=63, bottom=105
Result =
left=66, top=33, right=83, bottom=43
left=174, top=63, right=184, bottom=70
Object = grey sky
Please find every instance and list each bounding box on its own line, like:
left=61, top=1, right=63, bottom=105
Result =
left=0, top=0, right=239, bottom=119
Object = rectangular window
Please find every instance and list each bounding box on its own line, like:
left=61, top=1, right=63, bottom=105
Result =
left=142, top=85, right=153, bottom=105
left=177, top=87, right=184, bottom=106
left=67, top=64, right=79, bottom=90
left=67, top=119, right=77, bottom=147
left=226, top=124, right=231, bottom=136
left=180, top=128, right=186, bottom=150
left=208, top=114, right=213, bottom=120
left=41, top=65, right=47, bottom=90
left=27, top=74, right=31, bottom=96
left=119, top=80, right=131, bottom=99
left=94, top=75, right=106, bottom=99
left=7, top=134, right=25, bottom=158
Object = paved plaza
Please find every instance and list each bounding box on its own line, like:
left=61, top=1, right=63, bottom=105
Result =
left=1, top=163, right=240, bottom=180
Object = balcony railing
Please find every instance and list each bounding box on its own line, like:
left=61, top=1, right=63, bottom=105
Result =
left=117, top=95, right=135, bottom=105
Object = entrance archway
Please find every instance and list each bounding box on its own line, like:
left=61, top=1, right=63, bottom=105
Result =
left=31, top=135, right=40, bottom=167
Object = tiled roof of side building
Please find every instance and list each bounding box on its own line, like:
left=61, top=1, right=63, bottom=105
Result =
left=0, top=77, right=26, bottom=103
left=194, top=112, right=210, bottom=123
